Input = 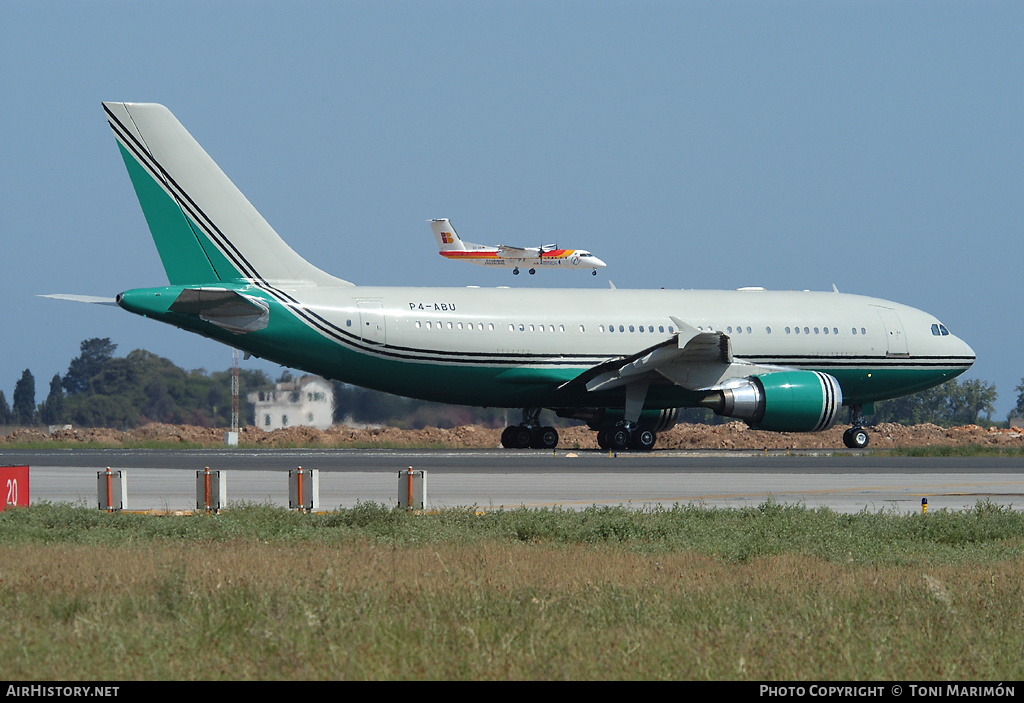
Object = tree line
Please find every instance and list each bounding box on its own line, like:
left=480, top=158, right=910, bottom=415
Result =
left=0, top=338, right=509, bottom=430
left=0, top=337, right=1017, bottom=429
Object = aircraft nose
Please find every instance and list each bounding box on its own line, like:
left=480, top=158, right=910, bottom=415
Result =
left=592, top=257, right=607, bottom=268
left=960, top=337, right=976, bottom=366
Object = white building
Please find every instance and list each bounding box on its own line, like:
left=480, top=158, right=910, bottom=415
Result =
left=248, top=375, right=334, bottom=431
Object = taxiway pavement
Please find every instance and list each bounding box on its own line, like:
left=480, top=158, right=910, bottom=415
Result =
left=3, top=448, right=1023, bottom=514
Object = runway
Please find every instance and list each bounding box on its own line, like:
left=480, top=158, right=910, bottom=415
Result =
left=3, top=448, right=1023, bottom=514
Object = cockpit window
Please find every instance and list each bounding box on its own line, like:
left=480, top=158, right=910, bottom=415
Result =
left=931, top=323, right=951, bottom=336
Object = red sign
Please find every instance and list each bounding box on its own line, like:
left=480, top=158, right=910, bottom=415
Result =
left=1, top=466, right=29, bottom=509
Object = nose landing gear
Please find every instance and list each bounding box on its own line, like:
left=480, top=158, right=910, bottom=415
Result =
left=843, top=426, right=869, bottom=449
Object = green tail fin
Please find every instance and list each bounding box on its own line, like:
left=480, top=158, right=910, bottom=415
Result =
left=104, top=102, right=353, bottom=288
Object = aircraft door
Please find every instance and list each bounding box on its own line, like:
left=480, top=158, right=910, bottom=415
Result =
left=876, top=308, right=908, bottom=356
left=357, top=300, right=387, bottom=344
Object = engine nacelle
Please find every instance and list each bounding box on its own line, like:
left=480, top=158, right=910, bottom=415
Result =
left=705, top=370, right=843, bottom=432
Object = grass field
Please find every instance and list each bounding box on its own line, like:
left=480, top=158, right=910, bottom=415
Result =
left=1, top=501, right=1022, bottom=680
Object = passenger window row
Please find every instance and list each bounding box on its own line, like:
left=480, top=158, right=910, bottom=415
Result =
left=402, top=319, right=874, bottom=337
left=600, top=325, right=675, bottom=334
left=412, top=321, right=583, bottom=333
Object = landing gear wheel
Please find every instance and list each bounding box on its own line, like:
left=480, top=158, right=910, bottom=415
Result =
left=596, top=429, right=609, bottom=450
left=592, top=269, right=597, bottom=276
left=630, top=429, right=657, bottom=451
left=843, top=427, right=869, bottom=449
left=501, top=425, right=533, bottom=448
left=513, top=426, right=532, bottom=448
left=607, top=427, right=631, bottom=451
left=531, top=426, right=559, bottom=449
left=513, top=267, right=520, bottom=275
left=529, top=268, right=536, bottom=275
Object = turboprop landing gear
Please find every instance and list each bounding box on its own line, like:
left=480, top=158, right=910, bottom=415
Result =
left=843, top=406, right=869, bottom=449
left=500, top=409, right=559, bottom=449
left=592, top=269, right=597, bottom=276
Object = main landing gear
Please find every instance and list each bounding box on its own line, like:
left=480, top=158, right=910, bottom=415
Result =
left=596, top=423, right=656, bottom=452
left=501, top=409, right=559, bottom=449
left=843, top=406, right=869, bottom=449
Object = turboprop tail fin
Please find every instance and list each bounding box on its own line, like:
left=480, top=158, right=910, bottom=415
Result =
left=103, top=102, right=353, bottom=288
left=430, top=218, right=469, bottom=252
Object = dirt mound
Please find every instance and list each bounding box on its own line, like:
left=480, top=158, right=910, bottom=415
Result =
left=4, top=421, right=1023, bottom=450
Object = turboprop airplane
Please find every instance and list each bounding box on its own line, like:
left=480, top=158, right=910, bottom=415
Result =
left=84, top=102, right=975, bottom=451
left=432, top=218, right=606, bottom=276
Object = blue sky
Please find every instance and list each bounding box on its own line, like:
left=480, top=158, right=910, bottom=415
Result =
left=2, top=2, right=1021, bottom=418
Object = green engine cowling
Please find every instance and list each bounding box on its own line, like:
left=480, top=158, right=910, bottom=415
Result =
left=708, top=370, right=843, bottom=432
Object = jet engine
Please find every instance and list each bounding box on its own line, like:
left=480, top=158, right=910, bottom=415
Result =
left=702, top=370, right=843, bottom=432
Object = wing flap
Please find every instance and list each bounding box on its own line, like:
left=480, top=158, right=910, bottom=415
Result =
left=562, top=317, right=772, bottom=395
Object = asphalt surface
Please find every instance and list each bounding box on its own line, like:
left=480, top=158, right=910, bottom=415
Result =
left=3, top=448, right=1022, bottom=514
left=5, top=447, right=1024, bottom=473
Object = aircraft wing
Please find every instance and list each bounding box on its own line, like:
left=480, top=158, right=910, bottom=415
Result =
left=496, top=244, right=539, bottom=255
left=562, top=316, right=781, bottom=395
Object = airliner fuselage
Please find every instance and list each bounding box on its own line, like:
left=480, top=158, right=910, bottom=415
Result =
left=119, top=283, right=973, bottom=412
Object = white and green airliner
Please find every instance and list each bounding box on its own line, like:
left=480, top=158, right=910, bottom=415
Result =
left=93, top=102, right=975, bottom=450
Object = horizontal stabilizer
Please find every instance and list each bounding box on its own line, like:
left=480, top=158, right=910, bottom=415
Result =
left=168, top=288, right=269, bottom=334
left=38, top=294, right=119, bottom=306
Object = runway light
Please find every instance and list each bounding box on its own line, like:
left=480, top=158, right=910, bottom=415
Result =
left=922, top=498, right=928, bottom=514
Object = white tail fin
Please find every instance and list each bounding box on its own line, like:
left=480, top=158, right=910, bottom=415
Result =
left=430, top=218, right=467, bottom=252
left=104, top=102, right=353, bottom=287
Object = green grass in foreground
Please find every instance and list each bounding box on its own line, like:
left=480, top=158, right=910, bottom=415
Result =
left=1, top=501, right=1022, bottom=680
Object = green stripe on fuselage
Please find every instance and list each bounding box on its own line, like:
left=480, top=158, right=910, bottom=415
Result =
left=823, top=367, right=969, bottom=407
left=117, top=143, right=242, bottom=285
